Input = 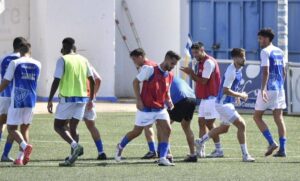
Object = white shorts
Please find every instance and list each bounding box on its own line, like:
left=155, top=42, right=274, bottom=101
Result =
left=215, top=103, right=240, bottom=125
left=255, top=90, right=286, bottom=111
left=135, top=109, right=170, bottom=127
left=0, top=97, right=11, bottom=115
left=7, top=107, right=33, bottom=126
left=55, top=102, right=86, bottom=120
left=198, top=98, right=219, bottom=119
left=83, top=105, right=97, bottom=121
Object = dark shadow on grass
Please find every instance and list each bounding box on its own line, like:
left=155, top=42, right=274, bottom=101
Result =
left=0, top=161, right=157, bottom=168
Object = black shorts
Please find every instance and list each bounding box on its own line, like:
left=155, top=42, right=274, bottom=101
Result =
left=168, top=98, right=196, bottom=122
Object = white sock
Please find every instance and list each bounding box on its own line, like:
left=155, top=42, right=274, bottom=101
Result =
left=20, top=141, right=27, bottom=150
left=200, top=134, right=210, bottom=144
left=240, top=144, right=249, bottom=156
left=70, top=141, right=78, bottom=149
left=17, top=151, right=24, bottom=160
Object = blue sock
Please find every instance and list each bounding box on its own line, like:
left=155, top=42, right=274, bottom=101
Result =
left=157, top=143, right=160, bottom=156
left=148, top=141, right=156, bottom=153
left=95, top=139, right=104, bottom=154
left=279, top=137, right=286, bottom=152
left=2, top=142, right=13, bottom=157
left=262, top=129, right=275, bottom=145
left=158, top=142, right=169, bottom=158
left=120, top=136, right=130, bottom=148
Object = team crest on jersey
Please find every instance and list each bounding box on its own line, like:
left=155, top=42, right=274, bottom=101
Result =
left=14, top=87, right=30, bottom=104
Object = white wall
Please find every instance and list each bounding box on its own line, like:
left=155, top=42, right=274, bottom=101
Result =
left=30, top=0, right=116, bottom=100
left=0, top=0, right=190, bottom=100
left=0, top=0, right=29, bottom=55
left=115, top=0, right=183, bottom=97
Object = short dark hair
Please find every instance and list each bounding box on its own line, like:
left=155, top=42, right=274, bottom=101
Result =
left=165, top=50, right=181, bottom=61
left=130, top=48, right=145, bottom=57
left=19, top=43, right=31, bottom=56
left=231, top=48, right=245, bottom=58
left=191, top=42, right=204, bottom=50
left=258, top=28, right=275, bottom=42
left=62, top=37, right=76, bottom=54
left=13, top=37, right=27, bottom=51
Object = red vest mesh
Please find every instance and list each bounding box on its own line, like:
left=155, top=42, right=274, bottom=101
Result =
left=195, top=55, right=221, bottom=99
left=141, top=66, right=173, bottom=109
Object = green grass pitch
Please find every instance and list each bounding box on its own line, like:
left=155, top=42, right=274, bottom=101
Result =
left=0, top=112, right=299, bottom=181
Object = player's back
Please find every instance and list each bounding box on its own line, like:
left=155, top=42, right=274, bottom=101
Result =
left=0, top=53, right=20, bottom=97
left=170, top=77, right=195, bottom=104
left=10, top=57, right=41, bottom=108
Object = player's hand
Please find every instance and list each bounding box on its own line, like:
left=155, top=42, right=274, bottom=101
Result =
left=236, top=97, right=241, bottom=106
left=180, top=66, right=193, bottom=75
left=136, top=99, right=144, bottom=111
left=261, top=90, right=268, bottom=103
left=47, top=101, right=53, bottom=114
left=166, top=100, right=174, bottom=110
left=86, top=101, right=94, bottom=110
left=240, top=92, right=248, bottom=101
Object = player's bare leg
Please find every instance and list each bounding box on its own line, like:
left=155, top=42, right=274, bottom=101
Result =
left=69, top=118, right=80, bottom=143
left=254, top=110, right=278, bottom=156
left=156, top=119, right=174, bottom=166
left=54, top=119, right=83, bottom=166
left=115, top=126, right=144, bottom=162
left=142, top=125, right=157, bottom=159
left=0, top=114, right=7, bottom=135
left=54, top=119, right=74, bottom=144
left=0, top=114, right=14, bottom=162
left=206, top=120, right=224, bottom=158
left=180, top=119, right=197, bottom=162
left=7, top=125, right=32, bottom=166
left=85, top=120, right=101, bottom=142
left=20, top=124, right=30, bottom=143
left=272, top=109, right=286, bottom=157
left=198, top=117, right=207, bottom=138
left=232, top=117, right=255, bottom=162
left=84, top=119, right=107, bottom=160
left=206, top=120, right=219, bottom=143
left=197, top=117, right=207, bottom=157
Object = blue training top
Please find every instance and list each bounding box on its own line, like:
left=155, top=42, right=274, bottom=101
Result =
left=170, top=77, right=195, bottom=104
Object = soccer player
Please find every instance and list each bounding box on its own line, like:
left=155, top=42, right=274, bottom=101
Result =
left=0, top=37, right=27, bottom=162
left=47, top=37, right=95, bottom=166
left=115, top=50, right=180, bottom=166
left=60, top=45, right=107, bottom=160
left=180, top=42, right=224, bottom=158
left=168, top=77, right=197, bottom=162
left=195, top=48, right=255, bottom=162
left=0, top=42, right=41, bottom=166
left=129, top=48, right=159, bottom=159
left=82, top=65, right=107, bottom=160
left=253, top=28, right=287, bottom=157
